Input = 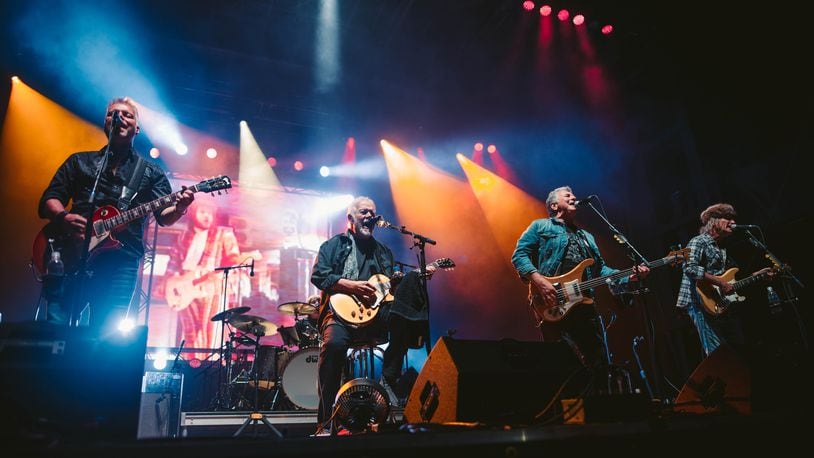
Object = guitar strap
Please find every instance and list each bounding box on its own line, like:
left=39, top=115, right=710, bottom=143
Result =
left=119, top=155, right=147, bottom=210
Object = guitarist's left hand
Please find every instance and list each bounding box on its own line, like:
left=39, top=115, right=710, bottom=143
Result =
left=175, top=186, right=196, bottom=213
left=753, top=267, right=777, bottom=278
left=629, top=263, right=650, bottom=281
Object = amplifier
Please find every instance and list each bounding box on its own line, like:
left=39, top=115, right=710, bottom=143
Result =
left=138, top=371, right=184, bottom=438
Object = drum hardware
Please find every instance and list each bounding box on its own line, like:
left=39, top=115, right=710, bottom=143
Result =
left=233, top=330, right=283, bottom=438
left=277, top=301, right=318, bottom=316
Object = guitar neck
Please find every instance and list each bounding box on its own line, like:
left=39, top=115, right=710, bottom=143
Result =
left=99, top=185, right=201, bottom=232
left=578, top=255, right=675, bottom=290
left=733, top=271, right=770, bottom=291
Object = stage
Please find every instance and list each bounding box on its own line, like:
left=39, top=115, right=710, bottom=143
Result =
left=12, top=407, right=810, bottom=457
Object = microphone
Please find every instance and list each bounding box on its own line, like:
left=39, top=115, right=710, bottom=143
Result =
left=112, top=109, right=123, bottom=127
left=249, top=258, right=255, bottom=277
left=729, top=224, right=760, bottom=230
left=364, top=215, right=384, bottom=227
left=375, top=216, right=393, bottom=228
left=574, top=195, right=597, bottom=207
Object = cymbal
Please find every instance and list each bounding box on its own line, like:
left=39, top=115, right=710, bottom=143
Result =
left=277, top=301, right=317, bottom=315
left=210, top=306, right=251, bottom=322
left=228, top=314, right=278, bottom=336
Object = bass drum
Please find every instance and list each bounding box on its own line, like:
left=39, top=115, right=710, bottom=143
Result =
left=280, top=347, right=319, bottom=410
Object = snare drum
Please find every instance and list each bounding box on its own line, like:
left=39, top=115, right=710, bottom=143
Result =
left=280, top=347, right=319, bottom=410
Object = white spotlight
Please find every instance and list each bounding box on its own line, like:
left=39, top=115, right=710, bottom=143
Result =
left=152, top=349, right=170, bottom=370
left=117, top=317, right=136, bottom=334
left=206, top=147, right=218, bottom=159
left=175, top=143, right=189, bottom=155
left=319, top=166, right=330, bottom=177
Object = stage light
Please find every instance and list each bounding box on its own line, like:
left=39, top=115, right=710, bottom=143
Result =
left=333, top=378, right=390, bottom=434
left=294, top=160, right=304, bottom=171
left=152, top=349, right=170, bottom=370
left=573, top=14, right=585, bottom=26
left=474, top=142, right=484, bottom=152
left=557, top=9, right=570, bottom=21
left=149, top=147, right=160, bottom=158
left=601, top=24, right=614, bottom=35
left=117, top=317, right=136, bottom=333
left=11, top=76, right=20, bottom=83
left=522, top=1, right=535, bottom=12
left=267, top=156, right=277, bottom=167
left=539, top=5, right=552, bottom=16
left=487, top=144, right=497, bottom=154
left=319, top=166, right=330, bottom=177
left=206, top=147, right=217, bottom=159
left=175, top=143, right=188, bottom=155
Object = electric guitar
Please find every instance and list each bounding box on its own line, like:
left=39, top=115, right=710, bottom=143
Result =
left=530, top=248, right=688, bottom=323
left=32, top=175, right=232, bottom=276
left=165, top=270, right=219, bottom=311
left=695, top=267, right=777, bottom=316
left=329, top=257, right=455, bottom=327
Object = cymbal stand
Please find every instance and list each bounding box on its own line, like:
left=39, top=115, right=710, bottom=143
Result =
left=234, top=330, right=282, bottom=438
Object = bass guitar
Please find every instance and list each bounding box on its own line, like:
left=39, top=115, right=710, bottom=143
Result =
left=330, top=257, right=455, bottom=327
left=530, top=248, right=688, bottom=323
left=695, top=267, right=776, bottom=316
left=32, top=175, right=232, bottom=276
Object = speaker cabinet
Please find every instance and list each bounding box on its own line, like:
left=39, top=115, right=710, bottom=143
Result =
left=404, top=337, right=582, bottom=425
left=0, top=322, right=147, bottom=443
left=675, top=344, right=751, bottom=415
left=137, top=372, right=184, bottom=438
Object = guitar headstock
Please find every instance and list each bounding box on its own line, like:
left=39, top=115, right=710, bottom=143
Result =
left=195, top=175, right=232, bottom=195
left=666, top=248, right=690, bottom=266
left=432, top=257, right=456, bottom=271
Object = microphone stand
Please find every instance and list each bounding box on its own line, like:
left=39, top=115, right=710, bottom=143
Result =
left=69, top=123, right=119, bottom=327
left=742, top=229, right=808, bottom=352
left=381, top=222, right=437, bottom=354
left=580, top=199, right=661, bottom=399
left=210, top=261, right=254, bottom=410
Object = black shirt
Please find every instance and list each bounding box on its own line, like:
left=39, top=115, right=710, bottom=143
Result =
left=39, top=147, right=173, bottom=259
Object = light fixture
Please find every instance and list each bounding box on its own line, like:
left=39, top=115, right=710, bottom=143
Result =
left=333, top=378, right=390, bottom=434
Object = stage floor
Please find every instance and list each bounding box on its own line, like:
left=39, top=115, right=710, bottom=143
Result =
left=13, top=406, right=811, bottom=458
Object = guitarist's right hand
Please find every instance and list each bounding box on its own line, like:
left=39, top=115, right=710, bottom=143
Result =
left=61, top=213, right=88, bottom=240
left=530, top=272, right=559, bottom=308
left=335, top=278, right=378, bottom=304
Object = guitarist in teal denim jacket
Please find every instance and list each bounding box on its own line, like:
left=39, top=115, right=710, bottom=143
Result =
left=512, top=186, right=649, bottom=374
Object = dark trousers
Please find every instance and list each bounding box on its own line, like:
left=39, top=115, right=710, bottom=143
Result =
left=48, top=251, right=139, bottom=333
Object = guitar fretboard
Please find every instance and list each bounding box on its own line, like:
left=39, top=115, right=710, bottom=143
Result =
left=577, top=254, right=680, bottom=290
left=99, top=185, right=201, bottom=232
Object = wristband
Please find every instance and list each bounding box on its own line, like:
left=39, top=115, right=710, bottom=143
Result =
left=54, top=210, right=68, bottom=223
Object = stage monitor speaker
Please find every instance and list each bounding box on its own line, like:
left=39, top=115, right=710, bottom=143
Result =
left=0, top=322, right=148, bottom=444
left=137, top=371, right=184, bottom=439
left=674, top=344, right=751, bottom=415
left=404, top=337, right=583, bottom=425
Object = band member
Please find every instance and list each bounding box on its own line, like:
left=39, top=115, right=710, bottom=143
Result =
left=310, top=196, right=396, bottom=435
left=511, top=186, right=649, bottom=373
left=166, top=199, right=243, bottom=351
left=676, top=203, right=774, bottom=356
left=38, top=97, right=194, bottom=332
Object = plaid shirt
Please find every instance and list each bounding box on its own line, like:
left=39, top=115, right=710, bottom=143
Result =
left=675, top=233, right=732, bottom=309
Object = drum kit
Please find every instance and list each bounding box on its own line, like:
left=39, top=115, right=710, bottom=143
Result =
left=208, top=299, right=321, bottom=412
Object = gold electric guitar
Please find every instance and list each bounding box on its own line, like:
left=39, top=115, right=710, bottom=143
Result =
left=695, top=267, right=777, bottom=316
left=530, top=248, right=688, bottom=323
left=329, top=258, right=455, bottom=327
